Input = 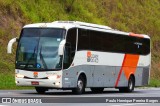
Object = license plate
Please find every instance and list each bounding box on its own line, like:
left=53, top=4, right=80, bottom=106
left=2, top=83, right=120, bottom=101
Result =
left=31, top=81, right=39, bottom=85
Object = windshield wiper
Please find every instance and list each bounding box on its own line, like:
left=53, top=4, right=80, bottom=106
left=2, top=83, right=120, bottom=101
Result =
left=39, top=46, right=48, bottom=69
left=24, top=46, right=37, bottom=69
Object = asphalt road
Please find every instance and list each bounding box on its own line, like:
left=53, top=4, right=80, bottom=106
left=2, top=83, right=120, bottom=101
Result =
left=0, top=87, right=160, bottom=106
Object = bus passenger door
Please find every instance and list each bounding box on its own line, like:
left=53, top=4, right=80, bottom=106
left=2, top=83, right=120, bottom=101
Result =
left=63, top=43, right=71, bottom=69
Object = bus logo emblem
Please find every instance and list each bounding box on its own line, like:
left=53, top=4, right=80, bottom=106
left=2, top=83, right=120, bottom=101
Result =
left=33, top=72, right=38, bottom=78
left=87, top=51, right=91, bottom=62
left=87, top=51, right=99, bottom=63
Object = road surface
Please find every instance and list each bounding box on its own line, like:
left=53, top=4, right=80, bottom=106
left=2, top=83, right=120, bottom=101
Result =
left=0, top=87, right=160, bottom=106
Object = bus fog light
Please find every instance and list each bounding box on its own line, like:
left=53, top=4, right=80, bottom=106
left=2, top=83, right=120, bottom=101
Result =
left=16, top=74, right=24, bottom=78
left=55, top=82, right=60, bottom=86
left=15, top=81, right=19, bottom=84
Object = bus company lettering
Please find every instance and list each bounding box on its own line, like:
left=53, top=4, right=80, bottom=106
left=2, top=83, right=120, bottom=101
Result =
left=87, top=51, right=99, bottom=63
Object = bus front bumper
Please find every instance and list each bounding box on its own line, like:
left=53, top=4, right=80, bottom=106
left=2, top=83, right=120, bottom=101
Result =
left=15, top=78, right=62, bottom=88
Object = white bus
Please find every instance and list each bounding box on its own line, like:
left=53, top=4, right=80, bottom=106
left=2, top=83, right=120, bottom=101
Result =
left=7, top=21, right=151, bottom=94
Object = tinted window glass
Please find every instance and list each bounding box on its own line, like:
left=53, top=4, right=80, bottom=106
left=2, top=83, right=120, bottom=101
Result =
left=78, top=29, right=90, bottom=50
left=90, top=31, right=103, bottom=51
left=77, top=28, right=150, bottom=55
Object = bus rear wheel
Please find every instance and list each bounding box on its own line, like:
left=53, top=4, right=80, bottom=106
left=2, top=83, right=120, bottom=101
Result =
left=90, top=88, right=104, bottom=93
left=119, top=76, right=135, bottom=93
left=72, top=76, right=85, bottom=94
left=35, top=87, right=47, bottom=94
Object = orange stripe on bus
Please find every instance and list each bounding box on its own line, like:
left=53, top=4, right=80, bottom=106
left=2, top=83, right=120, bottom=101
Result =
left=129, top=33, right=144, bottom=38
left=115, top=54, right=139, bottom=87
left=115, top=54, right=127, bottom=87
left=115, top=33, right=142, bottom=87
left=123, top=54, right=139, bottom=80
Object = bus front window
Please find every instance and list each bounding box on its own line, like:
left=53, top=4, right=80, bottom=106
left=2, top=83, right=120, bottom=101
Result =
left=16, top=28, right=65, bottom=70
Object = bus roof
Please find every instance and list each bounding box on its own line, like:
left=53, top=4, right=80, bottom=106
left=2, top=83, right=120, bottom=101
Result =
left=23, top=21, right=150, bottom=39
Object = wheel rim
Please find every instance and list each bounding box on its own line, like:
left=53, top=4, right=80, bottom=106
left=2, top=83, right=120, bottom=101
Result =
left=78, top=79, right=83, bottom=91
left=129, top=79, right=133, bottom=90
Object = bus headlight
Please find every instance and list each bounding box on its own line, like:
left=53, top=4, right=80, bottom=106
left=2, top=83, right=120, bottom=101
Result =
left=48, top=75, right=61, bottom=80
left=16, top=74, right=24, bottom=78
left=48, top=75, right=57, bottom=80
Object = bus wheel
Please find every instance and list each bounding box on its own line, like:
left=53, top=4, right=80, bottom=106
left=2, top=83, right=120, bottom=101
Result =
left=119, top=76, right=135, bottom=93
left=72, top=76, right=85, bottom=94
left=35, top=87, right=47, bottom=94
left=90, top=88, right=104, bottom=93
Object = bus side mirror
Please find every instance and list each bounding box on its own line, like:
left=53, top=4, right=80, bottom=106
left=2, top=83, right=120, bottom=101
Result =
left=58, top=40, right=66, bottom=56
left=7, top=37, right=18, bottom=54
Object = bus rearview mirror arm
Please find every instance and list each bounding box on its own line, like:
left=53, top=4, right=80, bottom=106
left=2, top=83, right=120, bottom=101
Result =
left=58, top=40, right=66, bottom=56
left=7, top=37, right=18, bottom=54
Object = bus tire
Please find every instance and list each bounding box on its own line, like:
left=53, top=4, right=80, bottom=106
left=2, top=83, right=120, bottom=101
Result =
left=72, top=76, right=85, bottom=94
left=119, top=75, right=135, bottom=93
left=90, top=88, right=104, bottom=93
left=35, top=87, right=47, bottom=94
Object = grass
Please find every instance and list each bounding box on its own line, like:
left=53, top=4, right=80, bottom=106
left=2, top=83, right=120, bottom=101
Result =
left=148, top=79, right=160, bottom=87
left=0, top=60, right=33, bottom=89
left=0, top=0, right=160, bottom=89
left=0, top=72, right=33, bottom=90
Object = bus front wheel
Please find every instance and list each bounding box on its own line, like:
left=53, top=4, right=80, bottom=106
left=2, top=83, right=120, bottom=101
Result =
left=35, top=87, right=47, bottom=94
left=72, top=76, right=85, bottom=94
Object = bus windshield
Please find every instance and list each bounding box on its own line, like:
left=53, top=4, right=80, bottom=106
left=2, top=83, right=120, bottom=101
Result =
left=16, top=28, right=66, bottom=71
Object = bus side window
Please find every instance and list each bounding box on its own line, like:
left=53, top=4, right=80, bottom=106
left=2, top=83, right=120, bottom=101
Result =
left=78, top=29, right=90, bottom=50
